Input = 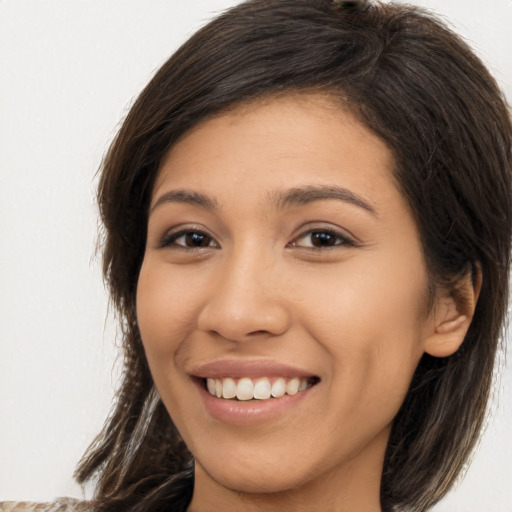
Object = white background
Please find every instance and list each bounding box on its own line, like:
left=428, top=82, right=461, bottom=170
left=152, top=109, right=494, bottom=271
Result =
left=0, top=1, right=510, bottom=510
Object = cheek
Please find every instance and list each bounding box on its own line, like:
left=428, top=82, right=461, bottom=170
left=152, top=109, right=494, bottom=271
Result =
left=136, top=259, right=204, bottom=427
left=299, top=258, right=427, bottom=344
left=297, top=250, right=429, bottom=402
left=136, top=258, right=199, bottom=363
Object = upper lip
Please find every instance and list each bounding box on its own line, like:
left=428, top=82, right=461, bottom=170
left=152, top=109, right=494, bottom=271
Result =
left=190, top=358, right=318, bottom=379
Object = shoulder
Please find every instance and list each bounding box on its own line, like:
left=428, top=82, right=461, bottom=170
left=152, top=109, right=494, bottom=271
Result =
left=0, top=498, right=93, bottom=512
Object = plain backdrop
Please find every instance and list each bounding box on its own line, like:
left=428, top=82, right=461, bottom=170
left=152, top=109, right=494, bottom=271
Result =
left=1, top=1, right=511, bottom=510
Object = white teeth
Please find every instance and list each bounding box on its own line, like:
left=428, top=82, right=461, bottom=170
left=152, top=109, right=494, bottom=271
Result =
left=222, top=377, right=237, bottom=399
left=271, top=378, right=286, bottom=398
left=206, top=376, right=314, bottom=400
left=236, top=377, right=254, bottom=401
left=207, top=378, right=216, bottom=396
left=286, top=377, right=300, bottom=396
left=253, top=378, right=271, bottom=400
left=298, top=378, right=309, bottom=392
left=215, top=379, right=223, bottom=398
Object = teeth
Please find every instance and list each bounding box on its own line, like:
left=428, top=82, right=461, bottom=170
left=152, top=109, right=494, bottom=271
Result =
left=298, top=378, right=309, bottom=392
left=271, top=378, right=286, bottom=398
left=236, top=377, right=254, bottom=401
left=286, top=377, right=300, bottom=396
left=253, top=378, right=271, bottom=400
left=205, top=376, right=314, bottom=400
left=215, top=379, right=223, bottom=398
left=222, top=377, right=237, bottom=399
left=207, top=378, right=216, bottom=396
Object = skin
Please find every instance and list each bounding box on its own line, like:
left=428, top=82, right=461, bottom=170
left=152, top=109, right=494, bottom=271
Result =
left=136, top=94, right=471, bottom=512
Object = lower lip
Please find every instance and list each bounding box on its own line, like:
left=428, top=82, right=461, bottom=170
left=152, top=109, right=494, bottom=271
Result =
left=195, top=379, right=317, bottom=426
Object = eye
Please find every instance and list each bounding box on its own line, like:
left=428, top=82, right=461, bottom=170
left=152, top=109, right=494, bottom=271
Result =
left=160, top=229, right=219, bottom=249
left=289, top=229, right=356, bottom=249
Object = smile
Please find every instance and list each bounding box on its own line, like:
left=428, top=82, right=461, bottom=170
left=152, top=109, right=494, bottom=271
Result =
left=205, top=376, right=318, bottom=401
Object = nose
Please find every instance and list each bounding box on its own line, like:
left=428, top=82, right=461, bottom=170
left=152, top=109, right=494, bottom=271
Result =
left=196, top=248, right=292, bottom=342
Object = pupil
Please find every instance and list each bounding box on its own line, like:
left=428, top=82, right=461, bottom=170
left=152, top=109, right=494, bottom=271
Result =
left=312, top=232, right=335, bottom=247
left=186, top=233, right=209, bottom=247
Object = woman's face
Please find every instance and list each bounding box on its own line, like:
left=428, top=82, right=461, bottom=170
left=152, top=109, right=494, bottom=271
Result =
left=137, top=94, right=438, bottom=500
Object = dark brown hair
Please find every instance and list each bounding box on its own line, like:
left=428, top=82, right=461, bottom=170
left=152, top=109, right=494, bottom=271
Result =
left=75, top=1, right=512, bottom=511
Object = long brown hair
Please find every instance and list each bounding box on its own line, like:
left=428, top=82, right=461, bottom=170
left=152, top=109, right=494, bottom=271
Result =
left=75, top=1, right=512, bottom=510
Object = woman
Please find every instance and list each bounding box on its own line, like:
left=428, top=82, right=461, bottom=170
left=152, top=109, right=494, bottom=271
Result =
left=2, top=0, right=510, bottom=511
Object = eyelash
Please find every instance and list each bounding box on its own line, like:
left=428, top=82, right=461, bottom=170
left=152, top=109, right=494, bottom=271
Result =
left=160, top=229, right=218, bottom=249
left=288, top=228, right=357, bottom=249
left=159, top=227, right=357, bottom=251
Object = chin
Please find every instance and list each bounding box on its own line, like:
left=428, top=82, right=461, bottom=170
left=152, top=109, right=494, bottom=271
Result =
left=198, top=455, right=313, bottom=495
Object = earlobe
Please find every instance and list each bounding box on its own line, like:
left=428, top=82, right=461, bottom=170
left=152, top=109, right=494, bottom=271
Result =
left=424, top=265, right=481, bottom=358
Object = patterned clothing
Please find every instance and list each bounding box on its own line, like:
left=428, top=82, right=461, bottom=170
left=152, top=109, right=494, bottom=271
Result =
left=0, top=498, right=92, bottom=512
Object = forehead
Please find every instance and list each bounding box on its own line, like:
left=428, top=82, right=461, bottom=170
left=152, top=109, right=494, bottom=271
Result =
left=153, top=93, right=401, bottom=214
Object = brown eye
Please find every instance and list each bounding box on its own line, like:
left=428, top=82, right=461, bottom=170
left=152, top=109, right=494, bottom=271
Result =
left=290, top=229, right=357, bottom=249
left=310, top=232, right=339, bottom=248
left=161, top=230, right=218, bottom=249
left=184, top=232, right=211, bottom=247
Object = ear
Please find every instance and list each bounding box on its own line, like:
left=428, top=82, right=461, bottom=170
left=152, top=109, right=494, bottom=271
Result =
left=424, top=265, right=482, bottom=358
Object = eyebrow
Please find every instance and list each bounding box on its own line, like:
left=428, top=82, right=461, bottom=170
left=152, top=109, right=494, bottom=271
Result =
left=151, top=189, right=218, bottom=213
left=271, top=185, right=377, bottom=215
left=150, top=184, right=376, bottom=216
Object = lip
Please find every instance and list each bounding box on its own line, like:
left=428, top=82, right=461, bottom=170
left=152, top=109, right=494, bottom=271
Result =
left=194, top=378, right=317, bottom=426
left=191, top=358, right=317, bottom=379
left=190, top=358, right=320, bottom=426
